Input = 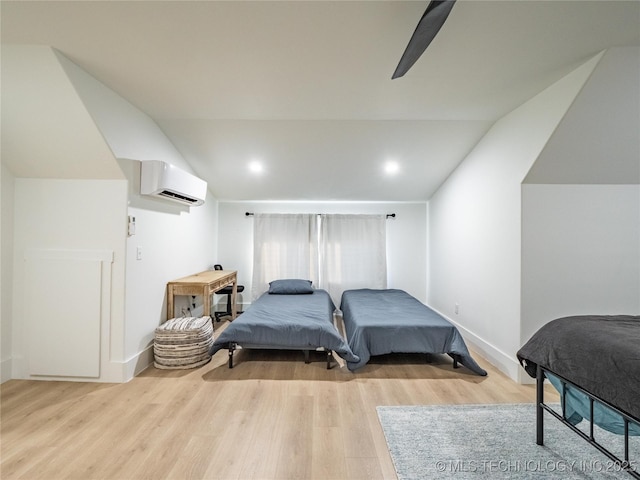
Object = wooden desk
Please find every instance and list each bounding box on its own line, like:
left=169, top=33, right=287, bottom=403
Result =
left=166, top=270, right=237, bottom=321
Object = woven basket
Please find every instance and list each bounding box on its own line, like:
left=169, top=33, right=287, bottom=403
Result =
left=154, top=317, right=214, bottom=369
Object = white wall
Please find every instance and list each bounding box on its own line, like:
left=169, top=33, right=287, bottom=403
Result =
left=427, top=54, right=601, bottom=380
left=522, top=185, right=640, bottom=342
left=12, top=179, right=128, bottom=382
left=58, top=50, right=220, bottom=377
left=1, top=164, right=15, bottom=382
left=3, top=46, right=219, bottom=382
left=518, top=47, right=640, bottom=380
left=217, top=201, right=427, bottom=308
left=2, top=45, right=131, bottom=382
left=121, top=160, right=218, bottom=371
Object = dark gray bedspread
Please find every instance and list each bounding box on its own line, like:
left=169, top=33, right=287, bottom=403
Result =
left=339, top=289, right=487, bottom=375
left=209, top=289, right=359, bottom=363
left=517, top=315, right=640, bottom=421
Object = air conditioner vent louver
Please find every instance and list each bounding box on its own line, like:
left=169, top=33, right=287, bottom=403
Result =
left=140, top=160, right=207, bottom=206
left=158, top=190, right=199, bottom=204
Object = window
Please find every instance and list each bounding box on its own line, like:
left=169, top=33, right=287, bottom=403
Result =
left=252, top=213, right=386, bottom=304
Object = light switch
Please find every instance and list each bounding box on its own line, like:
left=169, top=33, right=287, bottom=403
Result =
left=136, top=246, right=143, bottom=260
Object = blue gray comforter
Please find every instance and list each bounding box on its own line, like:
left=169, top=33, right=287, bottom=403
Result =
left=209, top=289, right=359, bottom=363
left=340, top=289, right=487, bottom=375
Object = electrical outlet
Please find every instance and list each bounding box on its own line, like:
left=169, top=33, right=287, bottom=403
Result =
left=128, top=215, right=136, bottom=236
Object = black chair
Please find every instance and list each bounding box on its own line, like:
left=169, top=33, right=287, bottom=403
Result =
left=213, top=264, right=244, bottom=322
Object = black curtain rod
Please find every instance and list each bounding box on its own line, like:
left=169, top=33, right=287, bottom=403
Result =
left=245, top=212, right=395, bottom=218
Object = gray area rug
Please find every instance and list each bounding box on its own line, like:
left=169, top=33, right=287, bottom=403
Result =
left=377, top=404, right=638, bottom=479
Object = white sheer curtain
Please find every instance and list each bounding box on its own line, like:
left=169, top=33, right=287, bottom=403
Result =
left=318, top=214, right=387, bottom=306
left=251, top=214, right=319, bottom=299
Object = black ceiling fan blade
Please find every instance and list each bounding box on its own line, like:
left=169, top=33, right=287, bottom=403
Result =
left=392, top=0, right=457, bottom=79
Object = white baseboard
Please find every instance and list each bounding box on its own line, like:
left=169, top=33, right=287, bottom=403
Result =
left=9, top=349, right=153, bottom=383
left=462, top=334, right=523, bottom=382
left=429, top=308, right=523, bottom=382
left=1, top=357, right=12, bottom=384
left=123, top=345, right=154, bottom=380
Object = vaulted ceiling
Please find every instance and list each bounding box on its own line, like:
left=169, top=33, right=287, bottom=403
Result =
left=2, top=1, right=639, bottom=201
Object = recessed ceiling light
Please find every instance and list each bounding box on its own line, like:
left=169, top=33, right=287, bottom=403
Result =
left=249, top=160, right=263, bottom=174
left=384, top=161, right=399, bottom=175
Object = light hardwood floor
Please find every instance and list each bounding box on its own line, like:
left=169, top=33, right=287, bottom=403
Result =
left=1, top=321, right=556, bottom=480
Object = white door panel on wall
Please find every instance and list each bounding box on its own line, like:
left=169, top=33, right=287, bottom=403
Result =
left=24, top=249, right=113, bottom=378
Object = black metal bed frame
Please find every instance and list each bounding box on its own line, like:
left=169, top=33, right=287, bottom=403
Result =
left=536, top=364, right=639, bottom=479
left=227, top=342, right=334, bottom=369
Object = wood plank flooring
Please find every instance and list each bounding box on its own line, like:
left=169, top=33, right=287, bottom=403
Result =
left=1, top=321, right=556, bottom=480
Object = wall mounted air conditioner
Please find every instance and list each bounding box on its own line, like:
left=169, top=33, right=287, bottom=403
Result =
left=140, top=160, right=207, bottom=206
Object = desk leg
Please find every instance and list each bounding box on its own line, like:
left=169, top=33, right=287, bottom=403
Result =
left=231, top=281, right=238, bottom=320
left=167, top=286, right=174, bottom=320
left=203, top=287, right=211, bottom=319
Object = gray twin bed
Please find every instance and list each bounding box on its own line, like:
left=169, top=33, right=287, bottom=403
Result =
left=209, top=280, right=486, bottom=376
left=209, top=284, right=358, bottom=368
left=340, top=288, right=486, bottom=375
